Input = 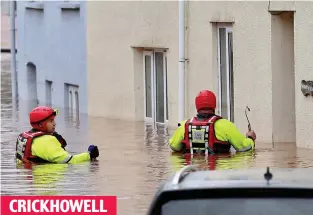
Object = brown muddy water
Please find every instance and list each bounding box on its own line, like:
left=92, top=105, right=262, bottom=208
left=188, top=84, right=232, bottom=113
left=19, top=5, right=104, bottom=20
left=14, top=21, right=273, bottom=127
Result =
left=1, top=53, right=313, bottom=215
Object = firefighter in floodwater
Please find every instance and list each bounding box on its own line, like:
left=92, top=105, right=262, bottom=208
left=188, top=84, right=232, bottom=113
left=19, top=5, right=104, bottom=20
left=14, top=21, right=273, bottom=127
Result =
left=169, top=90, right=256, bottom=155
left=15, top=106, right=99, bottom=164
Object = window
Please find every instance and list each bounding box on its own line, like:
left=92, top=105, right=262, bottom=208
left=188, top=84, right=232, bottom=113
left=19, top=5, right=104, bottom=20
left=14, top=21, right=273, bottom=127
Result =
left=26, top=62, right=38, bottom=103
left=45, top=80, right=52, bottom=106
left=143, top=50, right=168, bottom=124
left=161, top=198, right=313, bottom=215
left=64, top=83, right=79, bottom=117
left=217, top=25, right=234, bottom=122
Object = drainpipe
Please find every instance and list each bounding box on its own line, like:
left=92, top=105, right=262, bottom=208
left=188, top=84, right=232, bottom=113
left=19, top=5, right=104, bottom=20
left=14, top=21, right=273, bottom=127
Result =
left=10, top=0, right=18, bottom=103
left=178, top=0, right=185, bottom=122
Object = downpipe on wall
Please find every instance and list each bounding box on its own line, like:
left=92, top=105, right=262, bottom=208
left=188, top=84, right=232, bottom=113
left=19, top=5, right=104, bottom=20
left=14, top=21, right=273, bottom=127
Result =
left=10, top=0, right=18, bottom=104
left=178, top=0, right=185, bottom=122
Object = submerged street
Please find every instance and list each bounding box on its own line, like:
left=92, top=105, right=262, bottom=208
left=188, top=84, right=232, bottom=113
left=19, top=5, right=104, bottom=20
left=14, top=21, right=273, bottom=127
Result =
left=1, top=53, right=313, bottom=215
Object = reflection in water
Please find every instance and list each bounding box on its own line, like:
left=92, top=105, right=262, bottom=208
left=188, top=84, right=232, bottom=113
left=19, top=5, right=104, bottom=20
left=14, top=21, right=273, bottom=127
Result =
left=1, top=53, right=313, bottom=214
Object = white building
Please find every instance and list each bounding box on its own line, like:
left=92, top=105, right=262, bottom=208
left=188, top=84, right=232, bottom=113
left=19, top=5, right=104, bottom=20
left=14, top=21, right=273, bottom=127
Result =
left=85, top=1, right=313, bottom=148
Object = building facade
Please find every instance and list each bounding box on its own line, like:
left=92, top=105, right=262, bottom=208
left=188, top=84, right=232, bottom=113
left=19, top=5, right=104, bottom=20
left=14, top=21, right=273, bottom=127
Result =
left=15, top=1, right=87, bottom=115
left=1, top=1, right=11, bottom=51
left=86, top=1, right=313, bottom=148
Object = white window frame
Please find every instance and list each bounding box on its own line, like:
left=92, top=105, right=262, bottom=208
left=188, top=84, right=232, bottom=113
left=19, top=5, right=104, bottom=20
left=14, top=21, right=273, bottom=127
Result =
left=217, top=24, right=233, bottom=122
left=45, top=80, right=53, bottom=106
left=143, top=50, right=168, bottom=126
left=68, top=84, right=79, bottom=115
left=143, top=51, right=155, bottom=124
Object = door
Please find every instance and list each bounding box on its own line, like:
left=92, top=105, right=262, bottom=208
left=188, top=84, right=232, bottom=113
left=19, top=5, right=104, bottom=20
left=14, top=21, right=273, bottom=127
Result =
left=143, top=50, right=168, bottom=124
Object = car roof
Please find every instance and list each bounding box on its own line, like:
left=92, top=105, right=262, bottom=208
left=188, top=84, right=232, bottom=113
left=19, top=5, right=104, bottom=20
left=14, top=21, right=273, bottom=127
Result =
left=161, top=165, right=313, bottom=191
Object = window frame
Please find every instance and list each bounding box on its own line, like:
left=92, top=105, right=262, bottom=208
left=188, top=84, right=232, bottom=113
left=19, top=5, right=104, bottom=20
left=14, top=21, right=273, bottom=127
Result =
left=142, top=50, right=169, bottom=126
left=217, top=24, right=234, bottom=122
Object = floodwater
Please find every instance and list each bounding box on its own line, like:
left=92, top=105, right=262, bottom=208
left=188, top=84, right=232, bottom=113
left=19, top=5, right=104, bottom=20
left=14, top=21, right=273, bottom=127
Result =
left=1, top=53, right=313, bottom=214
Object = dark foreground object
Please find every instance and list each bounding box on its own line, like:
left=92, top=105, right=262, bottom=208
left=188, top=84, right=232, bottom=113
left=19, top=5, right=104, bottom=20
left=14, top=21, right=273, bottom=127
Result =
left=147, top=165, right=313, bottom=215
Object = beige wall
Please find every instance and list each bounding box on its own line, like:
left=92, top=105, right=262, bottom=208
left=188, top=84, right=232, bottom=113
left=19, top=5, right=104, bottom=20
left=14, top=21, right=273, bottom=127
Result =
left=86, top=1, right=178, bottom=122
left=1, top=14, right=10, bottom=50
left=1, top=1, right=11, bottom=49
left=294, top=2, right=313, bottom=148
left=86, top=1, right=313, bottom=148
left=185, top=1, right=273, bottom=143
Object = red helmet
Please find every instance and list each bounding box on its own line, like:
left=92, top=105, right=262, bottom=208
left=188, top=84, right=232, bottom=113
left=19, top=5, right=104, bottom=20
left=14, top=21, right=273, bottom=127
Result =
left=29, top=106, right=58, bottom=130
left=195, top=90, right=216, bottom=112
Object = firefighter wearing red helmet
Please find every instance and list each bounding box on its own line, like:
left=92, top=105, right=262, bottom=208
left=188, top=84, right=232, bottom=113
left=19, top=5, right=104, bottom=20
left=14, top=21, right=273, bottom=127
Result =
left=15, top=106, right=99, bottom=164
left=169, top=90, right=256, bottom=155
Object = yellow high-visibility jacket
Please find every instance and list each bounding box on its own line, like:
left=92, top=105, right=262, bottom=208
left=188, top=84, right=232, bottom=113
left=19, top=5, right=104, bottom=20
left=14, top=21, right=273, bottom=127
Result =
left=169, top=118, right=255, bottom=153
left=30, top=135, right=91, bottom=164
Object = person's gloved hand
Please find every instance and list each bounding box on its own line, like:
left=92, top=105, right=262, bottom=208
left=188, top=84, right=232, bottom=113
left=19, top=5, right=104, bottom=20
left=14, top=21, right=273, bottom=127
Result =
left=246, top=130, right=256, bottom=141
left=88, top=145, right=99, bottom=159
